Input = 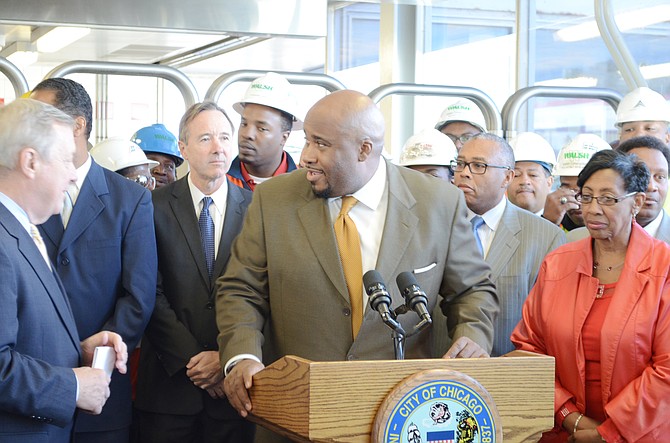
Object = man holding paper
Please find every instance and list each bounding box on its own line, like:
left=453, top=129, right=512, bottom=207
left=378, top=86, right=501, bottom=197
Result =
left=0, top=99, right=127, bottom=442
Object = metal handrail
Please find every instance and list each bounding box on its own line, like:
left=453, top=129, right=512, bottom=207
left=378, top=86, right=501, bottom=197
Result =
left=0, top=56, right=29, bottom=98
left=367, top=83, right=502, bottom=135
left=595, top=0, right=646, bottom=90
left=501, top=85, right=623, bottom=138
left=44, top=60, right=199, bottom=108
left=204, top=69, right=346, bottom=102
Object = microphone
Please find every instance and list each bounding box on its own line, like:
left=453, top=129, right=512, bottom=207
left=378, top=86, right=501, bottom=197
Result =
left=396, top=271, right=432, bottom=324
left=364, top=270, right=393, bottom=321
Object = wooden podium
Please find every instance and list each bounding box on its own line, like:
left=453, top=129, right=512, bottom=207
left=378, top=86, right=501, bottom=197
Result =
left=247, top=351, right=554, bottom=442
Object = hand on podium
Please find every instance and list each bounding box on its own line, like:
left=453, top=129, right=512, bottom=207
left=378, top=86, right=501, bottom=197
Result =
left=224, top=359, right=265, bottom=417
left=442, top=336, right=489, bottom=358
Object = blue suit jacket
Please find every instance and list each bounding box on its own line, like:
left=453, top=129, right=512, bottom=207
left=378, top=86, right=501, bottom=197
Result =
left=39, top=160, right=157, bottom=433
left=0, top=203, right=81, bottom=442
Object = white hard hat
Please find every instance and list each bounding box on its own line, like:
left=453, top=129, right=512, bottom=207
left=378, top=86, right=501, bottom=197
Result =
left=399, top=129, right=457, bottom=167
left=616, top=87, right=670, bottom=127
left=232, top=72, right=303, bottom=130
left=91, top=136, right=159, bottom=172
left=435, top=98, right=487, bottom=133
left=509, top=132, right=556, bottom=172
left=553, top=134, right=611, bottom=176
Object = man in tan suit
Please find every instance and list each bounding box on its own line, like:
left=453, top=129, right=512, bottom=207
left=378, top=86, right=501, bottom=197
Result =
left=216, top=91, right=498, bottom=438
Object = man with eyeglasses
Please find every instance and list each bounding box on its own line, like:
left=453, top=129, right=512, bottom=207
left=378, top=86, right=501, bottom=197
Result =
left=91, top=137, right=158, bottom=191
left=31, top=78, right=157, bottom=443
left=567, top=135, right=670, bottom=244
left=453, top=133, right=565, bottom=356
left=435, top=98, right=487, bottom=152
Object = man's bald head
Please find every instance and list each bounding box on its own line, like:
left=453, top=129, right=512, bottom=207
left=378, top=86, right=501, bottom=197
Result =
left=301, top=90, right=387, bottom=198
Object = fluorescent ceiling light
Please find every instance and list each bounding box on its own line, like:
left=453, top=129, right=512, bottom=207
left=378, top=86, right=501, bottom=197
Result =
left=556, top=4, right=670, bottom=42
left=640, top=62, right=670, bottom=80
left=537, top=77, right=598, bottom=87
left=7, top=50, right=38, bottom=66
left=1, top=41, right=38, bottom=67
left=35, top=27, right=90, bottom=53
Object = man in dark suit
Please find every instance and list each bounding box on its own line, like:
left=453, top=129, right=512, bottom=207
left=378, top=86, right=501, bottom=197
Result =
left=217, top=90, right=499, bottom=441
left=0, top=98, right=128, bottom=442
left=31, top=79, right=156, bottom=443
left=135, top=102, right=255, bottom=442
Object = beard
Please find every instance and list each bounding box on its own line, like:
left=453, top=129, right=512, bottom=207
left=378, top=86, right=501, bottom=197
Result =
left=311, top=182, right=333, bottom=199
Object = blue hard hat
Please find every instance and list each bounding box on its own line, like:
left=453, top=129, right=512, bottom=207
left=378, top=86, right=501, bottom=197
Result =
left=131, top=123, right=184, bottom=167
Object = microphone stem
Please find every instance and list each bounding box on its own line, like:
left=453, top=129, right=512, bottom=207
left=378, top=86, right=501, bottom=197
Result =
left=393, top=331, right=405, bottom=360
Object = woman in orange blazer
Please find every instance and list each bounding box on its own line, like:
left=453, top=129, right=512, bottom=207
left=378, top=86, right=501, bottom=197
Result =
left=512, top=149, right=670, bottom=442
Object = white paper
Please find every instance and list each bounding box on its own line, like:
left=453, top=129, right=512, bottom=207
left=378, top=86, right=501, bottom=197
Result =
left=92, top=346, right=115, bottom=378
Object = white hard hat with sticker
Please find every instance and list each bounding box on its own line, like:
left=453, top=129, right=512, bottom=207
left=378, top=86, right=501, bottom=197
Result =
left=399, top=129, right=457, bottom=167
left=232, top=72, right=303, bottom=130
left=553, top=134, right=611, bottom=177
left=616, top=87, right=670, bottom=127
left=435, top=98, right=487, bottom=133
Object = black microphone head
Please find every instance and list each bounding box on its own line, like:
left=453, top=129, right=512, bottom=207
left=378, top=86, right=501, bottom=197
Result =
left=396, top=271, right=418, bottom=292
left=364, top=269, right=385, bottom=292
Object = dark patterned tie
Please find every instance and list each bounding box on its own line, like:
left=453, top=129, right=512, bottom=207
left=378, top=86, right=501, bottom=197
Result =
left=199, top=197, right=215, bottom=278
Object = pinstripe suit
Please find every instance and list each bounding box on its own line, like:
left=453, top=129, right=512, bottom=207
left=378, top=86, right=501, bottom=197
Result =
left=486, top=201, right=565, bottom=356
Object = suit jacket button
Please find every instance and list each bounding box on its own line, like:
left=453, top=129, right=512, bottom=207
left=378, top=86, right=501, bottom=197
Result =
left=61, top=257, right=70, bottom=265
left=342, top=308, right=351, bottom=317
left=205, top=302, right=214, bottom=310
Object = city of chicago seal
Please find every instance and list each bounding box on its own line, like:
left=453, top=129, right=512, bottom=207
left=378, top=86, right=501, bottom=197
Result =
left=372, top=369, right=502, bottom=443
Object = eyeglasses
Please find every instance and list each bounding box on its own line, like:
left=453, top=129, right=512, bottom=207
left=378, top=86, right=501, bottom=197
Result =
left=126, top=175, right=156, bottom=189
left=576, top=191, right=636, bottom=206
left=445, top=133, right=480, bottom=144
left=450, top=160, right=511, bottom=175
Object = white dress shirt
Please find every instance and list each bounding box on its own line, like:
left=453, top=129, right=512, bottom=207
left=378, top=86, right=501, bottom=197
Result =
left=468, top=197, right=507, bottom=258
left=188, top=175, right=228, bottom=258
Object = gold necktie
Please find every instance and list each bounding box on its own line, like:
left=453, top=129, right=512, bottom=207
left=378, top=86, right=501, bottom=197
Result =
left=30, top=224, right=51, bottom=269
left=334, top=196, right=363, bottom=337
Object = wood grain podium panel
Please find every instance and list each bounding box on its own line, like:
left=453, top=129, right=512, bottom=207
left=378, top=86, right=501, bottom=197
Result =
left=248, top=351, right=554, bottom=442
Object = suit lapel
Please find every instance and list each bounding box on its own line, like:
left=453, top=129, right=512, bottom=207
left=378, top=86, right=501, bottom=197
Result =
left=169, top=177, right=211, bottom=286
left=298, top=193, right=349, bottom=301
left=376, top=163, right=418, bottom=284
left=486, top=204, right=520, bottom=281
left=656, top=211, right=670, bottom=244
left=39, top=215, right=65, bottom=259
left=0, top=208, right=80, bottom=355
left=59, top=161, right=106, bottom=253
left=212, top=182, right=246, bottom=281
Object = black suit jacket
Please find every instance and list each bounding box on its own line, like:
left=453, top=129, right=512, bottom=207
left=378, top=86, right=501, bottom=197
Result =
left=135, top=176, right=251, bottom=418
